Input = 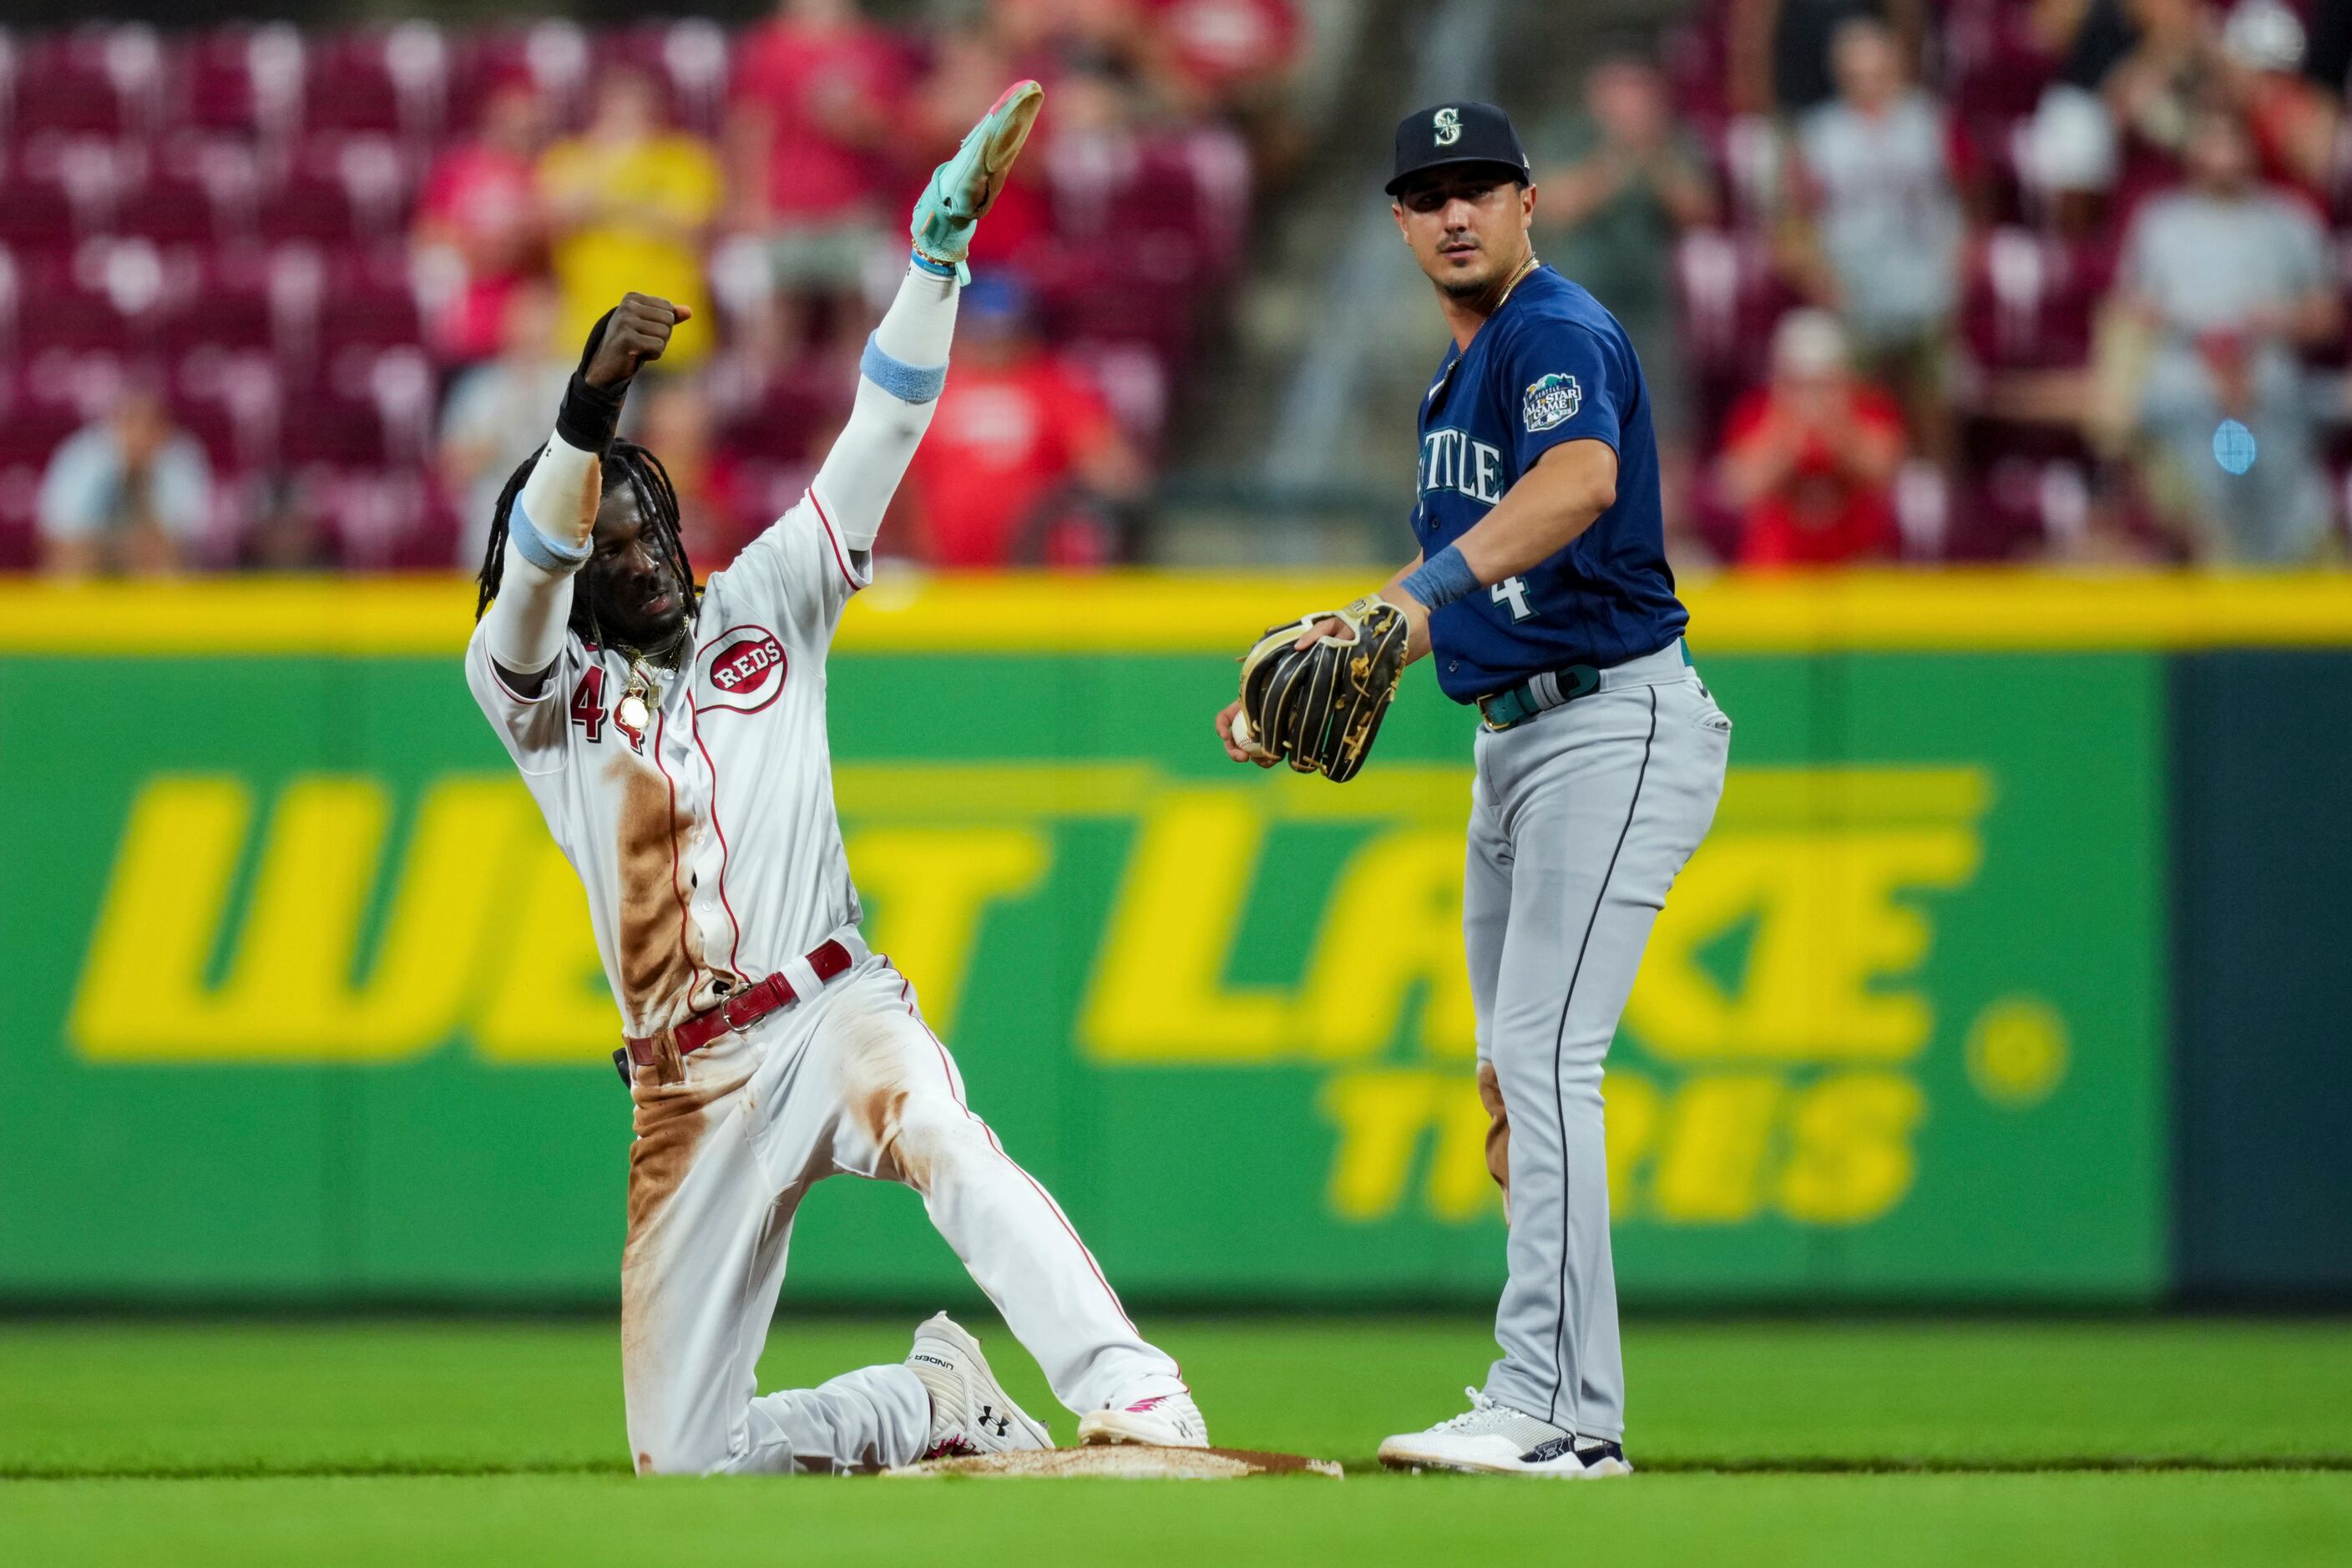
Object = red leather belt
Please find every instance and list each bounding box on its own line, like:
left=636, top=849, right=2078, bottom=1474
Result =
left=614, top=938, right=856, bottom=1084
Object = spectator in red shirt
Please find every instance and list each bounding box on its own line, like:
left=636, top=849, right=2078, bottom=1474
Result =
left=727, top=0, right=912, bottom=352
left=1718, top=309, right=1908, bottom=566
left=904, top=276, right=1146, bottom=568
left=412, top=75, right=549, bottom=367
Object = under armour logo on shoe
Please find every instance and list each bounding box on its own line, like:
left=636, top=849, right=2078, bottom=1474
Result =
left=978, top=1404, right=1010, bottom=1437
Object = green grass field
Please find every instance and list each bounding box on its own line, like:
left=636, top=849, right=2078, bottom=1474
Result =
left=3, top=1316, right=2349, bottom=1565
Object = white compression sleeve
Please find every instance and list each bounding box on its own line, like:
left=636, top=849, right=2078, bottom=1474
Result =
left=482, top=430, right=600, bottom=675
left=482, top=537, right=576, bottom=676
left=812, top=265, right=959, bottom=550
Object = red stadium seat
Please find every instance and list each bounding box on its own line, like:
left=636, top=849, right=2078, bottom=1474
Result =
left=15, top=282, right=136, bottom=356
left=279, top=388, right=392, bottom=468
left=154, top=271, right=276, bottom=357
left=316, top=277, right=424, bottom=359
left=307, top=26, right=452, bottom=139
left=9, top=25, right=166, bottom=139
left=453, top=21, right=591, bottom=132
left=255, top=134, right=417, bottom=248
left=257, top=169, right=375, bottom=248
left=308, top=465, right=433, bottom=569
left=592, top=18, right=731, bottom=135
left=114, top=169, right=223, bottom=249
left=170, top=347, right=284, bottom=470
left=713, top=357, right=838, bottom=466
left=179, top=24, right=308, bottom=139
left=0, top=381, right=87, bottom=474
left=1675, top=227, right=1803, bottom=446
left=12, top=63, right=125, bottom=138
left=0, top=174, right=78, bottom=257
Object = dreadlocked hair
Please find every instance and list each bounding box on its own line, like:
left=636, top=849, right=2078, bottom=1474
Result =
left=473, top=438, right=698, bottom=649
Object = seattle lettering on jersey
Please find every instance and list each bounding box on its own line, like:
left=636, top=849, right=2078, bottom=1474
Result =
left=1419, top=427, right=1504, bottom=508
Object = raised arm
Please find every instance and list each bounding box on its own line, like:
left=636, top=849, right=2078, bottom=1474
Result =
left=807, top=80, right=1044, bottom=557
left=478, top=294, right=688, bottom=698
left=809, top=264, right=959, bottom=554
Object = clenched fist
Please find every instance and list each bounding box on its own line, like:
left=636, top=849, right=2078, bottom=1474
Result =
left=583, top=293, right=693, bottom=391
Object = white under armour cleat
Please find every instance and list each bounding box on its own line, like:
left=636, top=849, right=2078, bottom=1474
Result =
left=1078, top=1389, right=1210, bottom=1449
left=905, top=1313, right=1053, bottom=1460
left=1378, top=1388, right=1633, bottom=1478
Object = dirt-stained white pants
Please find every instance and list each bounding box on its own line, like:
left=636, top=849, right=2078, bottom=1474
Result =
left=620, top=953, right=1185, bottom=1474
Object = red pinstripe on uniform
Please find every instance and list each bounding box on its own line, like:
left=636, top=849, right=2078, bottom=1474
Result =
left=883, top=961, right=1156, bottom=1350
left=806, top=489, right=867, bottom=594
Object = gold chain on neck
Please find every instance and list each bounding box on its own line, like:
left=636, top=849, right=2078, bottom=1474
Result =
left=1490, top=251, right=1540, bottom=313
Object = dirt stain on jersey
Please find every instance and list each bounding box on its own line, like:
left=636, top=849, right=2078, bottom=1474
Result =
left=608, top=751, right=705, bottom=1050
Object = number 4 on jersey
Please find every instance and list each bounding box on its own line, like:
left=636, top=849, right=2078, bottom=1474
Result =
left=569, top=666, right=606, bottom=742
left=1492, top=576, right=1535, bottom=621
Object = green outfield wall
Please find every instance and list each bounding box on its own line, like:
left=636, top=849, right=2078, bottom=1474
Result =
left=0, top=572, right=2344, bottom=1307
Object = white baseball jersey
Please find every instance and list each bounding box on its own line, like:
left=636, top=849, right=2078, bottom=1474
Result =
left=465, top=492, right=870, bottom=1041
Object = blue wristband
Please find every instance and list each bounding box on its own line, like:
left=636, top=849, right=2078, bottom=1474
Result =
left=508, top=495, right=593, bottom=574
left=1399, top=544, right=1479, bottom=611
left=861, top=331, right=948, bottom=405
left=909, top=247, right=962, bottom=280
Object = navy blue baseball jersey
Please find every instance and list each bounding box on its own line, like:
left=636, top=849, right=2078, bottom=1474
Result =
left=1410, top=265, right=1686, bottom=702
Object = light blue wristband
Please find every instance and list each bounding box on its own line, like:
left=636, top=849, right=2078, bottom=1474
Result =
left=861, top=331, right=948, bottom=405
left=508, top=497, right=592, bottom=573
left=909, top=247, right=966, bottom=283
left=1399, top=544, right=1479, bottom=611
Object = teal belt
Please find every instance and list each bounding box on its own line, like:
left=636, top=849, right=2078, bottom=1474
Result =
left=1476, top=640, right=1694, bottom=731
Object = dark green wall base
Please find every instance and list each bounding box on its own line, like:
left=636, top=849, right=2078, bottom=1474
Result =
left=2171, top=653, right=2352, bottom=1300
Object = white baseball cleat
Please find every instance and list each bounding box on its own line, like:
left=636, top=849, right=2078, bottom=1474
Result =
left=1078, top=1389, right=1211, bottom=1449
left=1378, top=1388, right=1633, bottom=1478
left=905, top=1313, right=1053, bottom=1460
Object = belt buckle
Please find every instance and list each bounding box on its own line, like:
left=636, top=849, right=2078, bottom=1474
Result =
left=715, top=991, right=755, bottom=1039
left=1479, top=690, right=1528, bottom=732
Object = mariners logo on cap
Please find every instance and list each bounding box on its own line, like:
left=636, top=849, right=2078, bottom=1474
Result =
left=1434, top=106, right=1461, bottom=146
left=1524, top=372, right=1581, bottom=433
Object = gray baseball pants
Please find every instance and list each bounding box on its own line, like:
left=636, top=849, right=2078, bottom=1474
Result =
left=1464, top=640, right=1729, bottom=1442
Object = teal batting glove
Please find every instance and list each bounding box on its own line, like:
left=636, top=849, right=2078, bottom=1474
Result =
left=910, top=79, right=1044, bottom=285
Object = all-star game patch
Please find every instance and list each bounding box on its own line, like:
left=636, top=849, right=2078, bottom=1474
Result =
left=1523, top=372, right=1581, bottom=434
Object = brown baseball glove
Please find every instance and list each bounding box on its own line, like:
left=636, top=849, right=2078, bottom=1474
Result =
left=1234, top=595, right=1412, bottom=783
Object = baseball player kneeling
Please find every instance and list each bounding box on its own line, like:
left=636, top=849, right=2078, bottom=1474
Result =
left=465, top=82, right=1204, bottom=1474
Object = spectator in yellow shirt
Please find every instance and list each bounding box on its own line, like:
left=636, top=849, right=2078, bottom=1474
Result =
left=540, top=68, right=721, bottom=367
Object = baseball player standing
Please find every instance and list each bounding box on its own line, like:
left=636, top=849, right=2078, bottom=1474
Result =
left=466, top=82, right=1206, bottom=1475
left=1217, top=101, right=1729, bottom=1476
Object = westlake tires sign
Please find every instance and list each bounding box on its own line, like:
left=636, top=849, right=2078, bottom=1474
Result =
left=0, top=604, right=2167, bottom=1303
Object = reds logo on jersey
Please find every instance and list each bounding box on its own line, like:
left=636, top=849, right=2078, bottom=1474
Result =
left=699, top=625, right=789, bottom=715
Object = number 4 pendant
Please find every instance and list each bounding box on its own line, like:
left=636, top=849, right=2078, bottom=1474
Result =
left=615, top=663, right=655, bottom=753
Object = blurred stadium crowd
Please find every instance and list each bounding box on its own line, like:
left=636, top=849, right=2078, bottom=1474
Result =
left=0, top=0, right=1280, bottom=574
left=2, top=0, right=2348, bottom=574
left=1635, top=0, right=2350, bottom=565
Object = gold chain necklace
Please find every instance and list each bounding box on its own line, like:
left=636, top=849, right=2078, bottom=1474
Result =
left=1490, top=251, right=1540, bottom=313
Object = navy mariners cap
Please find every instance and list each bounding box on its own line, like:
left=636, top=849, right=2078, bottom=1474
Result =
left=1385, top=101, right=1530, bottom=196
